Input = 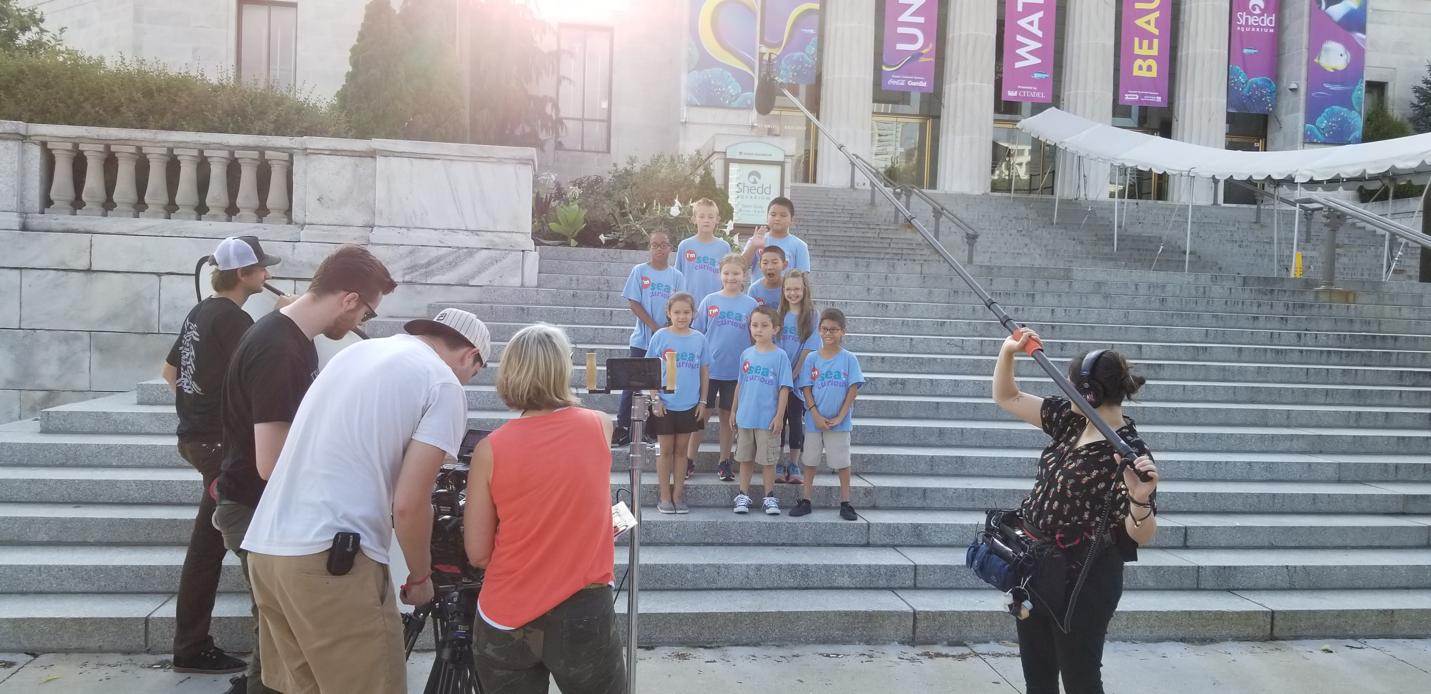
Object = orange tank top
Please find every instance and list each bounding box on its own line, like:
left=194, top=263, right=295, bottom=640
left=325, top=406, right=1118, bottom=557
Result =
left=478, top=407, right=615, bottom=629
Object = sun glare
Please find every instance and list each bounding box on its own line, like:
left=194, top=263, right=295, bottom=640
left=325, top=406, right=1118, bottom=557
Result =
left=533, top=0, right=628, bottom=22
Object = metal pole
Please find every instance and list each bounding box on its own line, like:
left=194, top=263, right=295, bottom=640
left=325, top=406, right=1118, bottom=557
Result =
left=1053, top=182, right=1061, bottom=224
left=1319, top=210, right=1344, bottom=289
left=1113, top=165, right=1120, bottom=252
left=625, top=395, right=649, bottom=694
left=1185, top=177, right=1194, bottom=273
left=1292, top=182, right=1302, bottom=276
left=1272, top=183, right=1280, bottom=276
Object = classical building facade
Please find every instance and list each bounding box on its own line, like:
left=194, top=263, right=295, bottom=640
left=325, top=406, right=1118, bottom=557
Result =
left=26, top=0, right=1431, bottom=202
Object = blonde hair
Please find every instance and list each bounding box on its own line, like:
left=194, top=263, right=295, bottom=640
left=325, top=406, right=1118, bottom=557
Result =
left=495, top=323, right=581, bottom=411
left=778, top=269, right=816, bottom=345
left=718, top=252, right=747, bottom=274
left=691, top=198, right=719, bottom=214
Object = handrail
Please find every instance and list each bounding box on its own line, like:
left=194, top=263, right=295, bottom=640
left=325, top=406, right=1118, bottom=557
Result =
left=1299, top=192, right=1431, bottom=250
left=1224, top=178, right=1316, bottom=212
left=852, top=153, right=981, bottom=263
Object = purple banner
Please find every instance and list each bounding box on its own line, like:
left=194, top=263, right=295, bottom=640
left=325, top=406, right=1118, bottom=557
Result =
left=687, top=0, right=757, bottom=109
left=1228, top=0, right=1280, bottom=114
left=881, top=0, right=937, bottom=93
left=762, top=1, right=821, bottom=85
left=1000, top=0, right=1057, bottom=103
left=1304, top=0, right=1367, bottom=144
left=1118, top=0, right=1172, bottom=107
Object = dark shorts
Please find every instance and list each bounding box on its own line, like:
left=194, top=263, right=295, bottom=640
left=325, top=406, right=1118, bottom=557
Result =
left=648, top=406, right=702, bottom=436
left=706, top=379, right=737, bottom=412
left=475, top=585, right=626, bottom=694
left=780, top=393, right=806, bottom=450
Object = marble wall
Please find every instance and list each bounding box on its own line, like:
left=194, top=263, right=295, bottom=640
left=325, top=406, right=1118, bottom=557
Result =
left=0, top=120, right=538, bottom=422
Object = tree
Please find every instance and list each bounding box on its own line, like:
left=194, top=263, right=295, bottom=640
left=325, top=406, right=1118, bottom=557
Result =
left=335, top=1, right=410, bottom=139
left=1363, top=104, right=1412, bottom=142
left=1412, top=61, right=1431, bottom=134
left=0, top=0, right=67, bottom=55
left=467, top=0, right=561, bottom=148
left=335, top=0, right=464, bottom=143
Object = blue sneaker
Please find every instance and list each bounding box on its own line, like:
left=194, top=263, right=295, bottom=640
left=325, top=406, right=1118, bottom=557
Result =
left=786, top=463, right=803, bottom=486
left=774, top=462, right=787, bottom=483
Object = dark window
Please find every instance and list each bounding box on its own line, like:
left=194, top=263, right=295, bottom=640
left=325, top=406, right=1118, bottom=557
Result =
left=1366, top=81, right=1388, bottom=113
left=238, top=2, right=298, bottom=90
left=557, top=25, right=613, bottom=153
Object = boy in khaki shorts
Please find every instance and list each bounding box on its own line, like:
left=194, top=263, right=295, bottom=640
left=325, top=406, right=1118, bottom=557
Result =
left=792, top=308, right=865, bottom=520
left=729, top=306, right=793, bottom=515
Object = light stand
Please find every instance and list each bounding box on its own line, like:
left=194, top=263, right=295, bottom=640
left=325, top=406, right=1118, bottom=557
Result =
left=585, top=351, right=676, bottom=694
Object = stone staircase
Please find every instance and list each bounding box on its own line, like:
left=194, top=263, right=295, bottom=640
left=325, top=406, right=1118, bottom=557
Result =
left=6, top=244, right=1431, bottom=651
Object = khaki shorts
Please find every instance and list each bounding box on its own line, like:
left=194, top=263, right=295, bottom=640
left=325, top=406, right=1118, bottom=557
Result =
left=248, top=550, right=406, bottom=694
left=735, top=427, right=781, bottom=466
left=804, top=430, right=852, bottom=470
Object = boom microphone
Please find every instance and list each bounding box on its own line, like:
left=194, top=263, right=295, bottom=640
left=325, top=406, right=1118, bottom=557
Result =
left=755, top=72, right=777, bottom=116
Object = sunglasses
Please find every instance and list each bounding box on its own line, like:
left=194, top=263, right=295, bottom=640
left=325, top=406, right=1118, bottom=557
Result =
left=358, top=297, right=378, bottom=323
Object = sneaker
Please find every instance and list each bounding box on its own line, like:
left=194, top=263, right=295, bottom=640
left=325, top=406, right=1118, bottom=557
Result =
left=717, top=460, right=735, bottom=481
left=657, top=500, right=676, bottom=514
left=733, top=492, right=752, bottom=514
left=172, top=646, right=246, bottom=674
left=763, top=494, right=781, bottom=515
left=839, top=501, right=858, bottom=521
left=786, top=464, right=804, bottom=486
left=223, top=676, right=247, bottom=694
left=686, top=458, right=695, bottom=480
left=775, top=462, right=788, bottom=483
left=674, top=500, right=689, bottom=514
left=611, top=426, right=631, bottom=447
left=641, top=428, right=657, bottom=445
left=790, top=498, right=812, bottom=517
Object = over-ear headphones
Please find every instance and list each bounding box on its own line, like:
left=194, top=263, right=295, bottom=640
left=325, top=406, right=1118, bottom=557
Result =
left=1079, top=349, right=1110, bottom=407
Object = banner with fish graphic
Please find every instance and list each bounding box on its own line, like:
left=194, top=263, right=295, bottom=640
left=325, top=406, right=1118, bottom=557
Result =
left=1118, top=0, right=1172, bottom=107
left=1227, top=0, right=1279, bottom=114
left=687, top=0, right=758, bottom=108
left=1304, top=0, right=1367, bottom=144
left=1001, top=0, right=1057, bottom=103
left=881, top=0, right=937, bottom=93
left=761, top=1, right=820, bottom=85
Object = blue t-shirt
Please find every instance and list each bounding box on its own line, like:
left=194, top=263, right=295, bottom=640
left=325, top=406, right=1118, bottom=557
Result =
left=644, top=329, right=711, bottom=412
left=676, top=236, right=731, bottom=305
left=744, top=233, right=811, bottom=273
left=621, top=263, right=683, bottom=349
left=734, top=346, right=794, bottom=430
left=778, top=311, right=822, bottom=372
left=748, top=279, right=783, bottom=308
left=693, top=292, right=758, bottom=381
left=796, top=349, right=865, bottom=432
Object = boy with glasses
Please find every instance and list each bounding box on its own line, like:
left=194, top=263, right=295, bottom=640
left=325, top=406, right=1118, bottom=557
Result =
left=791, top=309, right=865, bottom=520
left=614, top=231, right=684, bottom=447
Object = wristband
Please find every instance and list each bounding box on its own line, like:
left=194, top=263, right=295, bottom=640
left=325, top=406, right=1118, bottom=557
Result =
left=402, top=573, right=431, bottom=591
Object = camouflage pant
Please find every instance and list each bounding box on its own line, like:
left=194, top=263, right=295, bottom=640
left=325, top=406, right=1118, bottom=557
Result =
left=474, top=585, right=626, bottom=694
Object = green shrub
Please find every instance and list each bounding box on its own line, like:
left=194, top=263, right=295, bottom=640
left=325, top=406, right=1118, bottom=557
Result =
left=543, top=154, right=734, bottom=248
left=1363, top=104, right=1413, bottom=142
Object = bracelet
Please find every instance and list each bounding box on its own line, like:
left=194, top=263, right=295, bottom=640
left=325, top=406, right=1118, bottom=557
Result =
left=1130, top=508, right=1155, bottom=526
left=1129, top=496, right=1154, bottom=508
left=403, top=573, right=431, bottom=590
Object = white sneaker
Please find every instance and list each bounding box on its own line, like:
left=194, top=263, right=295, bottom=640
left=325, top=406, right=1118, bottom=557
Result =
left=763, top=494, right=781, bottom=515
left=733, top=493, right=752, bottom=514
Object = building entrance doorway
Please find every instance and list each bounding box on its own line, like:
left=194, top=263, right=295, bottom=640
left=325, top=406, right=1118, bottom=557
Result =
left=870, top=116, right=932, bottom=188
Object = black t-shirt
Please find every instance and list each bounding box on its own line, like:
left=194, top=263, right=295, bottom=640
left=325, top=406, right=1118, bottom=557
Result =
left=166, top=298, right=254, bottom=443
left=217, top=310, right=319, bottom=508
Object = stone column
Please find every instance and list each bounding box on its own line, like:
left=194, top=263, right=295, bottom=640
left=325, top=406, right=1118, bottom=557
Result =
left=815, top=0, right=875, bottom=188
left=173, top=149, right=202, bottom=221
left=77, top=143, right=108, bottom=216
left=141, top=147, right=171, bottom=219
left=233, top=151, right=262, bottom=222
left=110, top=145, right=140, bottom=217
left=1055, top=0, right=1115, bottom=200
left=45, top=142, right=77, bottom=215
left=202, top=150, right=232, bottom=222
left=1267, top=0, right=1310, bottom=152
left=1171, top=0, right=1230, bottom=204
left=936, top=0, right=996, bottom=194
left=263, top=152, right=291, bottom=224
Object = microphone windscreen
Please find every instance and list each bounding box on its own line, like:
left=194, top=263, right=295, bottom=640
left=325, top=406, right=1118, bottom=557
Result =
left=754, top=76, right=776, bottom=116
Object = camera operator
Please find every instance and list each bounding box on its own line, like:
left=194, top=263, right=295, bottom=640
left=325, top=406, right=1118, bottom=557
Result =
left=464, top=323, right=627, bottom=694
left=213, top=244, right=395, bottom=694
left=993, top=331, right=1159, bottom=694
left=242, top=308, right=489, bottom=694
left=161, top=237, right=282, bottom=676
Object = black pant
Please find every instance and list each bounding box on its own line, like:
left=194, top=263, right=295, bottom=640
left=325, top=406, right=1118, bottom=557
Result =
left=474, top=586, right=627, bottom=694
left=173, top=440, right=227, bottom=658
left=1016, top=545, right=1125, bottom=694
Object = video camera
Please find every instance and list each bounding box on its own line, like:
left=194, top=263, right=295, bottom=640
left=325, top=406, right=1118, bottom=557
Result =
left=428, top=429, right=490, bottom=591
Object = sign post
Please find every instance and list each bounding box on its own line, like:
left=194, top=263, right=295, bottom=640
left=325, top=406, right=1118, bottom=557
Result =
left=725, top=142, right=786, bottom=226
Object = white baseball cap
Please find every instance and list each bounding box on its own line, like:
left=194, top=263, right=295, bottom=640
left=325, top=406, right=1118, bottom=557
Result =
left=404, top=308, right=492, bottom=365
left=212, top=236, right=282, bottom=271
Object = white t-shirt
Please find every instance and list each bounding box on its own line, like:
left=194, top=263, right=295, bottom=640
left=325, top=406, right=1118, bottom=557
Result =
left=243, top=334, right=468, bottom=565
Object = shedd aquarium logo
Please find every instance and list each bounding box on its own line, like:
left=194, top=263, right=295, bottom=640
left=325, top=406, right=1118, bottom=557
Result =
left=735, top=170, right=773, bottom=197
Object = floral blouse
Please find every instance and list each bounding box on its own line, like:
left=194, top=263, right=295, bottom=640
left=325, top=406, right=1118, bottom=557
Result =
left=1019, top=397, right=1153, bottom=552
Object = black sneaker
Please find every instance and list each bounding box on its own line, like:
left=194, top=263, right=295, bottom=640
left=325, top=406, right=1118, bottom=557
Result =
left=223, top=676, right=247, bottom=694
left=641, top=428, right=657, bottom=445
left=172, top=646, right=246, bottom=674
left=839, top=501, right=858, bottom=521
left=611, top=426, right=631, bottom=447
left=790, top=499, right=812, bottom=517
left=717, top=459, right=735, bottom=481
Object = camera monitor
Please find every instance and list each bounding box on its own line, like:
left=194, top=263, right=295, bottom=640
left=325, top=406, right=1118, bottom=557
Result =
left=605, top=357, right=663, bottom=390
left=456, top=429, right=491, bottom=463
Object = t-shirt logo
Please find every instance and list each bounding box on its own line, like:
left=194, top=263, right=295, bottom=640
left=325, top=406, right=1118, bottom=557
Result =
left=810, top=367, right=820, bottom=381
left=707, top=305, right=721, bottom=318
left=641, top=276, right=651, bottom=289
left=685, top=249, right=697, bottom=262
left=757, top=245, right=767, bottom=256
left=742, top=360, right=751, bottom=373
left=662, top=348, right=676, bottom=360
left=755, top=297, right=766, bottom=305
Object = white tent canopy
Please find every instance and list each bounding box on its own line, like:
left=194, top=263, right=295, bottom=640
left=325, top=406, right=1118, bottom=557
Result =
left=1017, top=108, right=1431, bottom=183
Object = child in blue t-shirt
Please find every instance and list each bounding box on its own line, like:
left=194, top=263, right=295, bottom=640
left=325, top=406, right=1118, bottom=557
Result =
left=694, top=253, right=758, bottom=482
left=747, top=245, right=787, bottom=308
left=644, top=292, right=710, bottom=515
left=729, top=305, right=793, bottom=515
left=616, top=231, right=683, bottom=445
left=675, top=198, right=731, bottom=305
left=741, top=196, right=810, bottom=274
left=775, top=269, right=822, bottom=486
left=792, top=308, right=865, bottom=521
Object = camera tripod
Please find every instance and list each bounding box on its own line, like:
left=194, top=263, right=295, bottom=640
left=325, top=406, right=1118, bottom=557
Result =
left=403, top=581, right=484, bottom=694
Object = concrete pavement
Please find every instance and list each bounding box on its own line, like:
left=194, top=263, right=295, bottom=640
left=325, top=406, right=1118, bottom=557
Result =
left=2, top=639, right=1428, bottom=693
